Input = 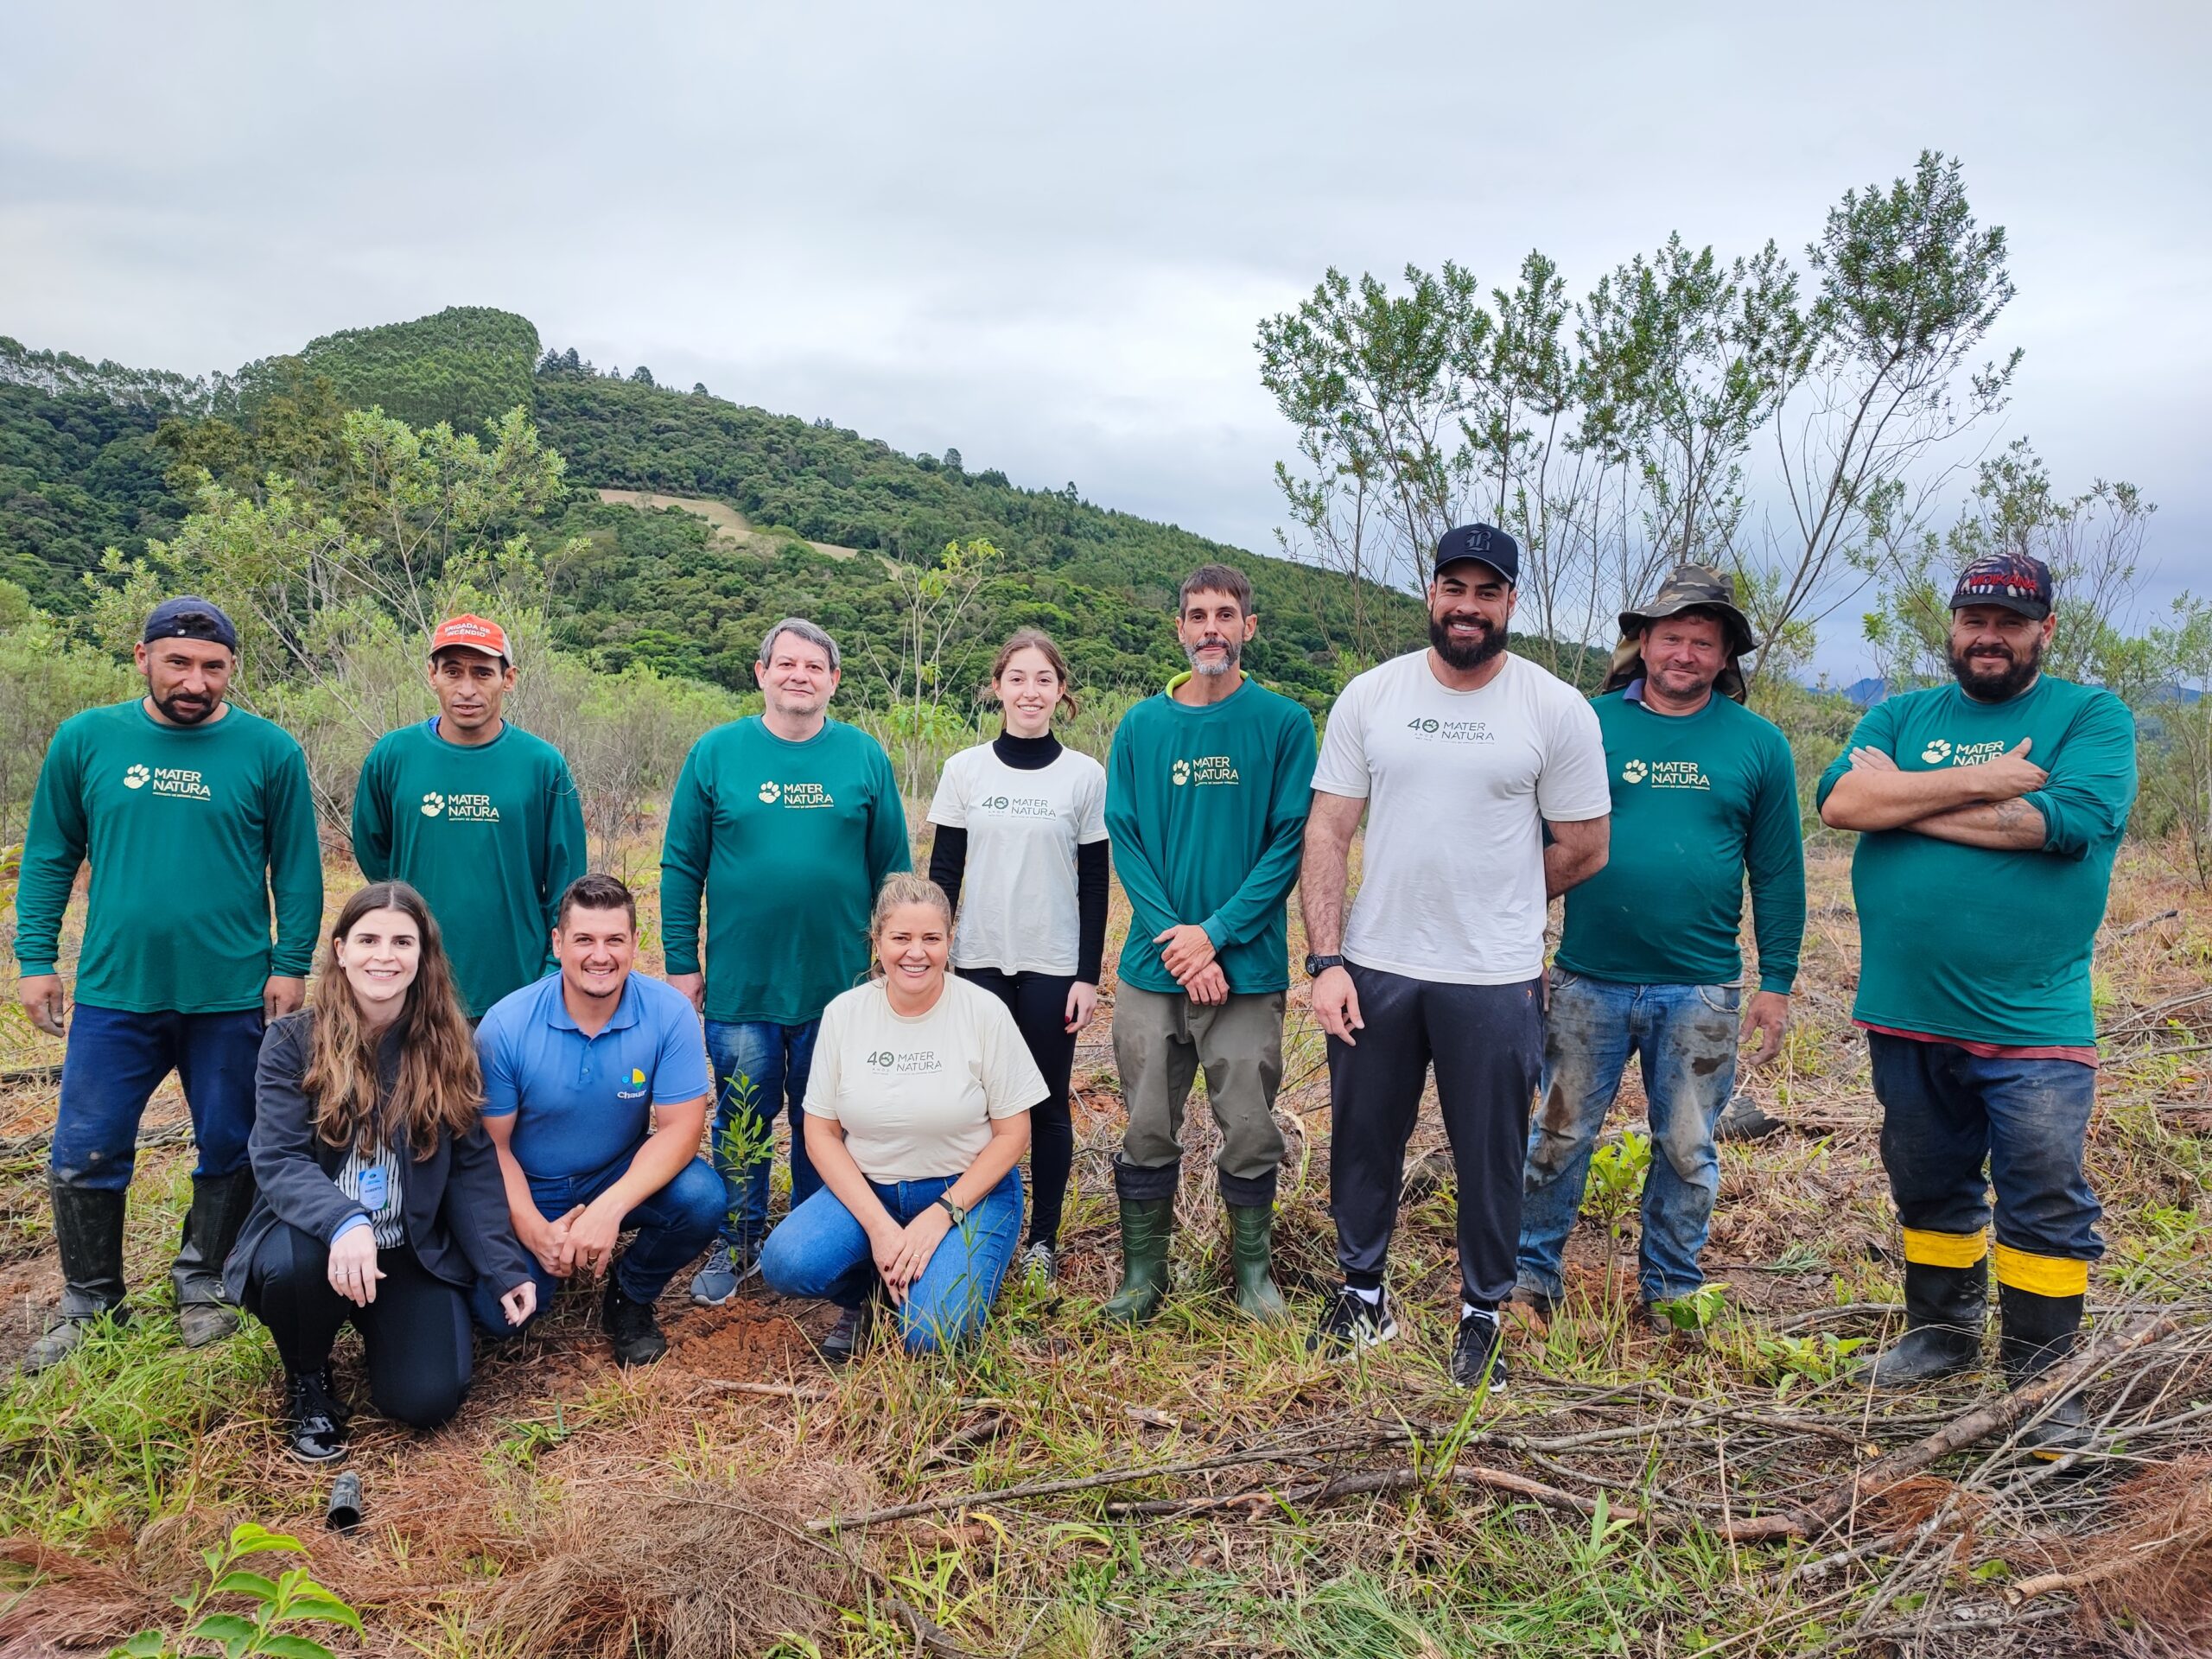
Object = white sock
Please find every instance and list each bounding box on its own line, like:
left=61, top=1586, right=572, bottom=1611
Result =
left=1347, top=1283, right=1383, bottom=1306
left=1463, top=1302, right=1494, bottom=1323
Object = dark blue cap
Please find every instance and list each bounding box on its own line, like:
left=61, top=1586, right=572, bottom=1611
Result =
left=1434, top=524, right=1519, bottom=585
left=1951, top=552, right=2052, bottom=620
left=142, top=596, right=238, bottom=652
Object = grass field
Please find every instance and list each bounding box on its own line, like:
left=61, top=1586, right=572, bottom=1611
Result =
left=0, top=841, right=2207, bottom=1657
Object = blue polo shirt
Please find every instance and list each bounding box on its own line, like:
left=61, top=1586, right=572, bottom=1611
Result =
left=477, top=972, right=713, bottom=1180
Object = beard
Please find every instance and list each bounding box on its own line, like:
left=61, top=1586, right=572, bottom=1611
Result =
left=1430, top=612, right=1508, bottom=672
left=152, top=688, right=218, bottom=724
left=1183, top=634, right=1243, bottom=677
left=1948, top=634, right=2043, bottom=702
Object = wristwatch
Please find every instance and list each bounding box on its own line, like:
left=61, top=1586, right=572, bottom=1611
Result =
left=935, top=1195, right=968, bottom=1226
left=1304, top=953, right=1344, bottom=977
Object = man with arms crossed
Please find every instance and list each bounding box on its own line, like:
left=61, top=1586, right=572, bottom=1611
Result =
left=661, top=618, right=911, bottom=1303
left=474, top=874, right=725, bottom=1365
left=1100, top=563, right=1316, bottom=1325
left=352, top=613, right=586, bottom=1020
left=1819, top=554, right=2134, bottom=1453
left=1516, top=564, right=1805, bottom=1336
left=1305, top=526, right=1610, bottom=1389
left=16, top=597, right=321, bottom=1370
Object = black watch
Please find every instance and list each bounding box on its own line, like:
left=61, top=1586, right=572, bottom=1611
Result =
left=1305, top=953, right=1344, bottom=977
left=935, top=1194, right=968, bottom=1226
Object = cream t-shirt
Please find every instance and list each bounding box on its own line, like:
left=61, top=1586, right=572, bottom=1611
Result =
left=928, top=742, right=1108, bottom=975
left=803, top=975, right=1048, bottom=1183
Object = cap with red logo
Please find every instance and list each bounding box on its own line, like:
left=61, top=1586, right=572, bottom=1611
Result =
left=429, top=614, right=512, bottom=662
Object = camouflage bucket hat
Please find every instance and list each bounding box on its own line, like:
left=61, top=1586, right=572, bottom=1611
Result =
left=1600, top=563, right=1757, bottom=702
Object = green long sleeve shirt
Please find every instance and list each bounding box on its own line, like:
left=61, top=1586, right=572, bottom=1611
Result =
left=15, top=699, right=324, bottom=1013
left=1104, top=674, right=1316, bottom=995
left=1556, top=689, right=1807, bottom=993
left=352, top=718, right=588, bottom=1017
left=659, top=716, right=911, bottom=1026
left=1815, top=674, right=2136, bottom=1048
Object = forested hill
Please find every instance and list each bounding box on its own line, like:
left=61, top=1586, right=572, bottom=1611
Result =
left=2, top=306, right=1451, bottom=706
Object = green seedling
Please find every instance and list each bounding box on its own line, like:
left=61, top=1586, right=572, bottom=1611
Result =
left=110, top=1521, right=361, bottom=1659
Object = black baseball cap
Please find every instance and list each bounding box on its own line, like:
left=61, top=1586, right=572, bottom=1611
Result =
left=1950, top=553, right=2052, bottom=620
left=1434, top=524, right=1519, bottom=585
left=142, top=596, right=238, bottom=652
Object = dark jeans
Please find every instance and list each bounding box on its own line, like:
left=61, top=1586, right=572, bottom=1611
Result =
left=472, top=1150, right=724, bottom=1332
left=704, top=1018, right=821, bottom=1249
left=1327, top=965, right=1543, bottom=1307
left=1869, top=1033, right=2103, bottom=1281
left=960, top=967, right=1077, bottom=1248
left=50, top=1004, right=264, bottom=1191
left=241, top=1224, right=474, bottom=1429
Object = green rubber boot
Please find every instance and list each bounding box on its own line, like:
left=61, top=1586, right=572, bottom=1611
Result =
left=1101, top=1197, right=1173, bottom=1326
left=1227, top=1205, right=1290, bottom=1323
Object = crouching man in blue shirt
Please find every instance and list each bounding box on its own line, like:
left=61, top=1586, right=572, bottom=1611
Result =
left=474, top=874, right=724, bottom=1364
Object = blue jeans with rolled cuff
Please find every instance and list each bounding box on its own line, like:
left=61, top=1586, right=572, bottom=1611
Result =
left=49, top=1004, right=264, bottom=1191
left=470, top=1149, right=725, bottom=1333
left=1516, top=971, right=1740, bottom=1307
left=760, top=1167, right=1023, bottom=1355
left=704, top=1018, right=821, bottom=1250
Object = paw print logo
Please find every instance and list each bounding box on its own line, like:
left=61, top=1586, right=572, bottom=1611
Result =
left=420, top=791, right=445, bottom=817
left=123, top=763, right=150, bottom=790
left=1619, top=759, right=1648, bottom=785
left=1920, top=738, right=1954, bottom=766
left=758, top=780, right=782, bottom=804
left=1171, top=759, right=1192, bottom=786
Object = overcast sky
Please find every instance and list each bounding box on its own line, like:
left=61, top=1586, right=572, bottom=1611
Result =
left=4, top=2, right=2206, bottom=677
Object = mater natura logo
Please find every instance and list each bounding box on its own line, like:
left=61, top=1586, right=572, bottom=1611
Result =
left=1921, top=738, right=1954, bottom=765
left=123, top=764, right=150, bottom=790
left=1172, top=755, right=1239, bottom=787
left=760, top=780, right=834, bottom=809
left=124, top=763, right=211, bottom=800
left=1171, top=759, right=1192, bottom=786
left=866, top=1048, right=945, bottom=1074
left=1620, top=759, right=1648, bottom=784
left=420, top=791, right=445, bottom=817
left=758, top=780, right=781, bottom=804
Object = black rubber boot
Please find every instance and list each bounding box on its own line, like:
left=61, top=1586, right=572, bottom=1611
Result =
left=2000, top=1283, right=2089, bottom=1459
left=23, top=1180, right=129, bottom=1374
left=1226, top=1205, right=1290, bottom=1323
left=174, top=1169, right=256, bottom=1348
left=1101, top=1197, right=1173, bottom=1326
left=1867, top=1257, right=1987, bottom=1389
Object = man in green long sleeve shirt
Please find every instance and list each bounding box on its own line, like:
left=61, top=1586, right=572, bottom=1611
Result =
left=14, top=598, right=323, bottom=1370
left=661, top=617, right=910, bottom=1300
left=1098, top=563, right=1316, bottom=1326
left=352, top=614, right=586, bottom=1019
left=1514, top=566, right=1806, bottom=1333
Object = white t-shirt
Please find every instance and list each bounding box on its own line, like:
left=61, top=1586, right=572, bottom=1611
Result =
left=928, top=742, right=1108, bottom=975
left=803, top=975, right=1049, bottom=1183
left=1313, top=649, right=1610, bottom=984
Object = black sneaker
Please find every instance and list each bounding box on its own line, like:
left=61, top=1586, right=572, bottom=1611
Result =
left=283, top=1368, right=349, bottom=1463
left=1307, top=1286, right=1398, bottom=1357
left=1450, top=1310, right=1508, bottom=1394
left=601, top=1280, right=669, bottom=1366
left=818, top=1301, right=875, bottom=1367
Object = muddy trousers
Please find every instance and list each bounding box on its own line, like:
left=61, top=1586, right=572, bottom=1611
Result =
left=1516, top=971, right=1741, bottom=1307
left=1326, top=965, right=1543, bottom=1307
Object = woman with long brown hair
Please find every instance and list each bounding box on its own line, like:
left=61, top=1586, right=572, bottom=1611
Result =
left=224, top=880, right=535, bottom=1461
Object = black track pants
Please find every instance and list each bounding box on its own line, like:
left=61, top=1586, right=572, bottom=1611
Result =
left=960, top=967, right=1078, bottom=1248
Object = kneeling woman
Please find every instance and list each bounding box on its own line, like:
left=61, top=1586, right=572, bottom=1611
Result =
left=226, top=881, right=537, bottom=1459
left=762, top=874, right=1046, bottom=1361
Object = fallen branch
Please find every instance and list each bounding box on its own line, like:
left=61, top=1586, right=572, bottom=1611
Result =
left=1103, top=1461, right=1636, bottom=1523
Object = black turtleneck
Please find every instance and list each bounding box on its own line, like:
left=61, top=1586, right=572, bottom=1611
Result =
left=992, top=729, right=1062, bottom=769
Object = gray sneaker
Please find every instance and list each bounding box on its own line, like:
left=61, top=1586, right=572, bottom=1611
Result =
left=689, top=1241, right=756, bottom=1306
left=1020, top=1241, right=1058, bottom=1285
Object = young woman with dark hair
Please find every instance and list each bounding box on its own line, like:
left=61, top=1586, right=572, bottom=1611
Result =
left=925, top=631, right=1109, bottom=1282
left=225, top=881, right=535, bottom=1460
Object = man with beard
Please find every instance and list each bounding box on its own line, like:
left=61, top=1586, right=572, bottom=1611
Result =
left=16, top=598, right=322, bottom=1370
left=1819, top=553, right=2135, bottom=1454
left=1515, top=564, right=1804, bottom=1338
left=1099, top=563, right=1316, bottom=1325
left=1304, top=526, right=1610, bottom=1389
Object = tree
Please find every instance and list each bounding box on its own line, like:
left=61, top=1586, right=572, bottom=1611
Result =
left=863, top=538, right=1001, bottom=795
left=943, top=447, right=963, bottom=474
left=629, top=365, right=655, bottom=387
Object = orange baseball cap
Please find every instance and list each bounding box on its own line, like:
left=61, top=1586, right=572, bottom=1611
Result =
left=429, top=614, right=512, bottom=661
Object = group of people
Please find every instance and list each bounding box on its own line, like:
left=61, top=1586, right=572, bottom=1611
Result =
left=14, top=525, right=2132, bottom=1464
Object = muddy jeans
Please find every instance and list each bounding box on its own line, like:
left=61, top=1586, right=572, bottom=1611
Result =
left=1516, top=970, right=1739, bottom=1306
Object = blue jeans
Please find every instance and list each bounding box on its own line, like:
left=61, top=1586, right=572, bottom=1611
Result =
left=704, top=1018, right=821, bottom=1249
left=1517, top=971, right=1739, bottom=1306
left=470, top=1149, right=724, bottom=1333
left=50, top=1004, right=264, bottom=1191
left=760, top=1168, right=1023, bottom=1355
left=1869, top=1033, right=2102, bottom=1267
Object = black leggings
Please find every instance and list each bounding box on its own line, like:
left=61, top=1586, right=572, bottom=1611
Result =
left=960, top=968, right=1077, bottom=1247
left=241, top=1223, right=474, bottom=1429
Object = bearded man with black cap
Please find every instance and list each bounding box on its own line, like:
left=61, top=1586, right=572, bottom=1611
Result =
left=1515, top=563, right=1805, bottom=1338
left=1303, top=525, right=1610, bottom=1389
left=1818, top=553, right=2136, bottom=1455
left=15, top=597, right=323, bottom=1370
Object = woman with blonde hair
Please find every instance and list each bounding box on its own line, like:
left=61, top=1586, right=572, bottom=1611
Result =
left=925, top=629, right=1108, bottom=1282
left=760, top=874, right=1045, bottom=1363
left=226, top=880, right=535, bottom=1460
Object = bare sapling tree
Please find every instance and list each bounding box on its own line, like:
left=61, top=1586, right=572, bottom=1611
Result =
left=864, top=537, right=1001, bottom=797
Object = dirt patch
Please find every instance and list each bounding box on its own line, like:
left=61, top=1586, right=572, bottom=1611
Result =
left=594, top=487, right=751, bottom=541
